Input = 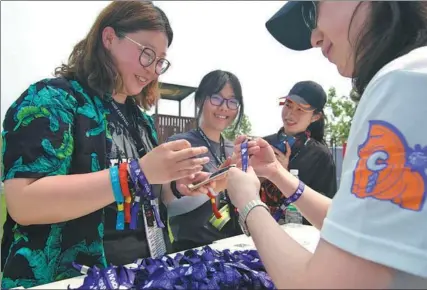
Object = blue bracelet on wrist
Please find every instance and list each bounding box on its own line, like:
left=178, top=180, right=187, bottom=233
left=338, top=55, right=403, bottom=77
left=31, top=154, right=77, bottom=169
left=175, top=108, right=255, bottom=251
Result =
left=110, top=166, right=125, bottom=230
left=283, top=180, right=305, bottom=207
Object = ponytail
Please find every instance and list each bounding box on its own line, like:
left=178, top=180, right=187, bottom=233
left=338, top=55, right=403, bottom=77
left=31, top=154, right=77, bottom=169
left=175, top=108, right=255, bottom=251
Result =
left=307, top=110, right=325, bottom=144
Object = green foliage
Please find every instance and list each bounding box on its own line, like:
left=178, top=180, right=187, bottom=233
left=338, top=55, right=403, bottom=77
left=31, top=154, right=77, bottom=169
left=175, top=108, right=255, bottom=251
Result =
left=223, top=114, right=252, bottom=141
left=324, top=87, right=359, bottom=144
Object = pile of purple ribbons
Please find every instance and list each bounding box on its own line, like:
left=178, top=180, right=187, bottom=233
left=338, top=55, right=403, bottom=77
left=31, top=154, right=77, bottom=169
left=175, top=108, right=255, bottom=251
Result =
left=71, top=246, right=275, bottom=289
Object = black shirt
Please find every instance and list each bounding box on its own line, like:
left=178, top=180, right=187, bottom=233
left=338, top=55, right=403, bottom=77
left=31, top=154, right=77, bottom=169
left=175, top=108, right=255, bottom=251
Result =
left=262, top=130, right=337, bottom=224
left=103, top=99, right=155, bottom=265
left=166, top=129, right=241, bottom=251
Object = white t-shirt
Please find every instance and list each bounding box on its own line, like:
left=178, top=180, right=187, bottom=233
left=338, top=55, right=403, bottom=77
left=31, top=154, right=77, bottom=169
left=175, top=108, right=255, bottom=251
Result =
left=321, top=46, right=427, bottom=288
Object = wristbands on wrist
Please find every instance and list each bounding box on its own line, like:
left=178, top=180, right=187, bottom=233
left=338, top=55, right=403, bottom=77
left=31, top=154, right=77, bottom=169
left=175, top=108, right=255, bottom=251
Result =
left=273, top=180, right=305, bottom=221
left=110, top=166, right=125, bottom=230
left=170, top=181, right=183, bottom=199
left=119, top=162, right=132, bottom=224
left=129, top=159, right=165, bottom=228
left=283, top=180, right=305, bottom=207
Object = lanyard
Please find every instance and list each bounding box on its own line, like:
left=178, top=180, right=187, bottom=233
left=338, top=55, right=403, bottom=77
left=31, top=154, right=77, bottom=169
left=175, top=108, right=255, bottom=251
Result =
left=197, top=128, right=226, bottom=166
left=241, top=142, right=248, bottom=172
left=110, top=100, right=147, bottom=158
left=129, top=160, right=164, bottom=229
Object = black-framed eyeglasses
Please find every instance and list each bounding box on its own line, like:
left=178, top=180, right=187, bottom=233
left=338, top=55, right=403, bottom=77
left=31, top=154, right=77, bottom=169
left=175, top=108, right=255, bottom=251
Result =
left=301, top=1, right=318, bottom=31
left=125, top=36, right=171, bottom=75
left=209, top=94, right=240, bottom=110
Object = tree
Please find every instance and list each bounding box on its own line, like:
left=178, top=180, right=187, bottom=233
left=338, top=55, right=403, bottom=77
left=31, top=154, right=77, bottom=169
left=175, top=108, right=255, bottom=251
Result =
left=223, top=114, right=252, bottom=141
left=324, top=87, right=359, bottom=145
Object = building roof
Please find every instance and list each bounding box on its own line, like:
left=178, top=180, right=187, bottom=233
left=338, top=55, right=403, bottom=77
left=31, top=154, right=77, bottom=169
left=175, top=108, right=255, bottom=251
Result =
left=159, top=82, right=197, bottom=102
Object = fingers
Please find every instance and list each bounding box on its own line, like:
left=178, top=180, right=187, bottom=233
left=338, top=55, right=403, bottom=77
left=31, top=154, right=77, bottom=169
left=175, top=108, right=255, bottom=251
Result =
left=219, top=157, right=232, bottom=169
left=255, top=138, right=271, bottom=149
left=272, top=147, right=285, bottom=158
left=247, top=166, right=255, bottom=174
left=176, top=181, right=211, bottom=196
left=172, top=146, right=209, bottom=162
left=234, top=135, right=248, bottom=145
left=176, top=171, right=210, bottom=186
left=175, top=156, right=210, bottom=172
left=172, top=166, right=204, bottom=181
left=176, top=183, right=199, bottom=196
left=233, top=140, right=258, bottom=155
left=227, top=167, right=240, bottom=179
left=163, top=139, right=192, bottom=151
left=285, top=142, right=292, bottom=158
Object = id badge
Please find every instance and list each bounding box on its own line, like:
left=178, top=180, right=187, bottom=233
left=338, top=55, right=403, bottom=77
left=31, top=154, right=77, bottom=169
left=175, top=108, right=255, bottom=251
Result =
left=209, top=204, right=231, bottom=231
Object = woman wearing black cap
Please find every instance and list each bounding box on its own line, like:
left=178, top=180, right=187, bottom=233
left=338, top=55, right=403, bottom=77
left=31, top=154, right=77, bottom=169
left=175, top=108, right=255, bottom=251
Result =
left=261, top=80, right=337, bottom=224
left=224, top=1, right=427, bottom=289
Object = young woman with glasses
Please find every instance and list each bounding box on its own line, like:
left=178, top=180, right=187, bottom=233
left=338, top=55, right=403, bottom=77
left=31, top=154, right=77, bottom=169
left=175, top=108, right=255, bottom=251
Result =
left=161, top=70, right=245, bottom=252
left=224, top=1, right=427, bottom=288
left=0, top=2, right=212, bottom=288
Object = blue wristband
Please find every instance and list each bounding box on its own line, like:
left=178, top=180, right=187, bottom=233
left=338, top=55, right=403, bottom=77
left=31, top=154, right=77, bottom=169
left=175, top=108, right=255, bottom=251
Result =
left=110, top=166, right=125, bottom=230
left=283, top=180, right=305, bottom=207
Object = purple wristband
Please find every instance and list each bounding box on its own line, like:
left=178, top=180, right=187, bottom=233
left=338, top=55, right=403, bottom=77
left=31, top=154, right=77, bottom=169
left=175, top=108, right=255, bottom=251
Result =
left=283, top=180, right=305, bottom=207
left=129, top=159, right=165, bottom=228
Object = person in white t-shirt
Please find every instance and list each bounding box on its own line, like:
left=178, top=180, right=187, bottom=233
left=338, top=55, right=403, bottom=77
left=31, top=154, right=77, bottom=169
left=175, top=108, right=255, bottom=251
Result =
left=224, top=1, right=427, bottom=289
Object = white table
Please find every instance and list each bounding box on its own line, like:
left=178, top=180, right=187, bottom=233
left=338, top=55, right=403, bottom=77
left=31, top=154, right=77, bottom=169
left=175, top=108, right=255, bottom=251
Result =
left=24, top=224, right=319, bottom=289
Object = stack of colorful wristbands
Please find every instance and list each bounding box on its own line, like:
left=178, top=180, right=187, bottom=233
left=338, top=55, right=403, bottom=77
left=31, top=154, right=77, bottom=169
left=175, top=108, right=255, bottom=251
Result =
left=109, top=159, right=164, bottom=231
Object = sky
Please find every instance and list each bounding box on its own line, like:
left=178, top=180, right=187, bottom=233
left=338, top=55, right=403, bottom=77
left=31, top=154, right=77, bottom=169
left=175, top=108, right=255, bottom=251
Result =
left=1, top=1, right=352, bottom=137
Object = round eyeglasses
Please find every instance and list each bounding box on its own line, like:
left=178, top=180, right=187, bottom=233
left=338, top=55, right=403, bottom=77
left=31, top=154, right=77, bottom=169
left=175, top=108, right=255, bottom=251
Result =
left=301, top=1, right=318, bottom=31
left=125, top=36, right=171, bottom=75
left=209, top=94, right=240, bottom=110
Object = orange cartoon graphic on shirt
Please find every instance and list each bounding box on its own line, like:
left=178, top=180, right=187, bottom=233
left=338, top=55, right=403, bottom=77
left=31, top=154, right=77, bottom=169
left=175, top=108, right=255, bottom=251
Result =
left=352, top=120, right=426, bottom=211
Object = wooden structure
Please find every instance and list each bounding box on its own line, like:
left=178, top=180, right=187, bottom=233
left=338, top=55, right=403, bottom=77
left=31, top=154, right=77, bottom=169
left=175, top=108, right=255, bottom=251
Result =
left=153, top=82, right=198, bottom=144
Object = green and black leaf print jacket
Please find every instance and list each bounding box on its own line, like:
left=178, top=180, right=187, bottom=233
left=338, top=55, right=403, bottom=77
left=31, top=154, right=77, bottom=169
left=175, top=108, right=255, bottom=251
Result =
left=0, top=77, right=158, bottom=289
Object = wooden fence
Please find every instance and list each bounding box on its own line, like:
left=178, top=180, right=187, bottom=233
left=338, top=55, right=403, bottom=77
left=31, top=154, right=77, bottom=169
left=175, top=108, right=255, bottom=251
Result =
left=153, top=114, right=197, bottom=144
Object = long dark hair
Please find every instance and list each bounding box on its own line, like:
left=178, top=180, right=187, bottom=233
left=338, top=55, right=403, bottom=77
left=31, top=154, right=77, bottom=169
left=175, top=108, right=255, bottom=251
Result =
left=307, top=110, right=325, bottom=143
left=194, top=70, right=245, bottom=131
left=351, top=2, right=427, bottom=97
left=55, top=1, right=173, bottom=110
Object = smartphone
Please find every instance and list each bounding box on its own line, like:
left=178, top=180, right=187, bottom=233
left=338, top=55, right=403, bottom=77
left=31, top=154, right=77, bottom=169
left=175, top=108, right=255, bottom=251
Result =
left=187, top=164, right=236, bottom=191
left=272, top=134, right=296, bottom=153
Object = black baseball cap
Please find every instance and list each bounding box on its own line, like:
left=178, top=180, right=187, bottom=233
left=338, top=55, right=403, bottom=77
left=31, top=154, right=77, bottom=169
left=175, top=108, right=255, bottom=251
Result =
left=282, top=81, right=327, bottom=111
left=266, top=1, right=316, bottom=51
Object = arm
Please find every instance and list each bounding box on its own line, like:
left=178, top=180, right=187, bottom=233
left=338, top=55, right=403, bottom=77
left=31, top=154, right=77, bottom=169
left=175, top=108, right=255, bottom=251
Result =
left=234, top=67, right=427, bottom=288
left=161, top=182, right=177, bottom=207
left=245, top=207, right=395, bottom=289
left=3, top=83, right=209, bottom=226
left=269, top=165, right=331, bottom=230
left=228, top=167, right=395, bottom=289
left=1, top=82, right=115, bottom=225
left=5, top=172, right=115, bottom=226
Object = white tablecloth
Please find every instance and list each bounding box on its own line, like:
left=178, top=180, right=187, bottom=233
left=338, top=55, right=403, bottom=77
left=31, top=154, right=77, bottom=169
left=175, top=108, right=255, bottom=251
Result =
left=23, top=224, right=319, bottom=289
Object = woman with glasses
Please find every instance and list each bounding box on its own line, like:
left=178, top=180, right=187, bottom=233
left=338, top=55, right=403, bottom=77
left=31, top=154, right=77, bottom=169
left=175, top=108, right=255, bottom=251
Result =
left=161, top=70, right=245, bottom=252
left=224, top=1, right=427, bottom=288
left=0, top=2, right=212, bottom=288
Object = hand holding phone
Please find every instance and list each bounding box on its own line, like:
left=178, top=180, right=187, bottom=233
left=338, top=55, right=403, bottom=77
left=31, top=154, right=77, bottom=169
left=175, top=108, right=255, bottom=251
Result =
left=187, top=164, right=236, bottom=191
left=272, top=134, right=295, bottom=153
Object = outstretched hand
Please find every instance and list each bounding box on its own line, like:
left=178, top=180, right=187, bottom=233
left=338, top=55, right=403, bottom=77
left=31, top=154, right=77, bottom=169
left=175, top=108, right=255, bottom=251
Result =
left=232, top=135, right=283, bottom=179
left=226, top=166, right=261, bottom=211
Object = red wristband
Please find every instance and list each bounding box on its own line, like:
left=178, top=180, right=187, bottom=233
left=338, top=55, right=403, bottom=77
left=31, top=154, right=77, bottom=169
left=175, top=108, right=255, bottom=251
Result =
left=119, top=162, right=132, bottom=224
